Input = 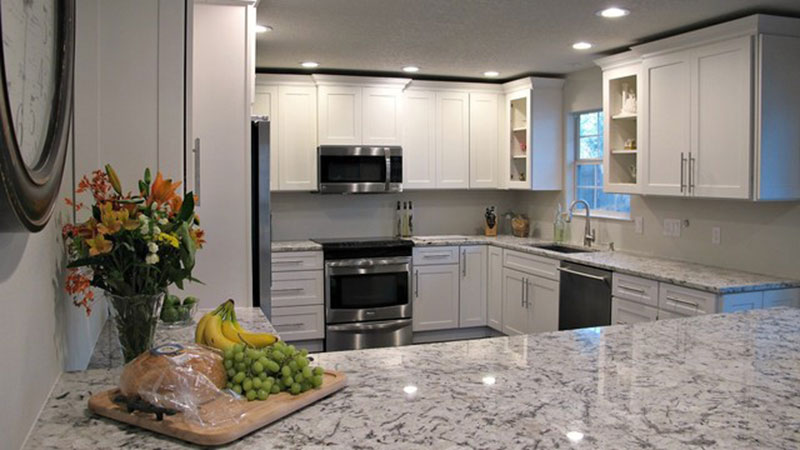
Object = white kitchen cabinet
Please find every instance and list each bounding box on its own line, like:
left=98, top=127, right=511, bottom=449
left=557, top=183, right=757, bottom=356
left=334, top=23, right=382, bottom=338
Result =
left=501, top=268, right=528, bottom=336
left=436, top=91, right=470, bottom=188
left=658, top=283, right=717, bottom=316
left=459, top=246, right=487, bottom=328
left=487, top=246, right=503, bottom=331
left=401, top=90, right=437, bottom=189
left=612, top=297, right=659, bottom=325
left=763, top=289, right=800, bottom=308
left=278, top=85, right=317, bottom=191
left=271, top=270, right=324, bottom=308
left=184, top=1, right=254, bottom=307
left=641, top=50, right=691, bottom=196
left=252, top=83, right=279, bottom=191
left=362, top=87, right=402, bottom=145
left=413, top=264, right=461, bottom=332
left=317, top=85, right=362, bottom=145
left=656, top=309, right=688, bottom=321
left=469, top=93, right=500, bottom=188
left=526, top=274, right=559, bottom=334
left=271, top=305, right=325, bottom=341
left=720, top=291, right=763, bottom=313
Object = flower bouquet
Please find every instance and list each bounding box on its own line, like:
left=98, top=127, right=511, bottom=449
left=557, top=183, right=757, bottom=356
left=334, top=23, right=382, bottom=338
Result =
left=63, top=165, right=205, bottom=362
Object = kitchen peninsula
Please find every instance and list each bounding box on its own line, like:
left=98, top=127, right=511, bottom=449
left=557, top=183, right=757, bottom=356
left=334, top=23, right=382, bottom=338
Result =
left=26, top=308, right=800, bottom=448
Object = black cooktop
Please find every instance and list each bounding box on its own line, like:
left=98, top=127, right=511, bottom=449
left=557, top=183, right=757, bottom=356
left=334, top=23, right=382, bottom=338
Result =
left=312, top=237, right=413, bottom=259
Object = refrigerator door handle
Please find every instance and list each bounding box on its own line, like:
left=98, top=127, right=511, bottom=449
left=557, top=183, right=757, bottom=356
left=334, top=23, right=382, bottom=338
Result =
left=193, top=137, right=201, bottom=206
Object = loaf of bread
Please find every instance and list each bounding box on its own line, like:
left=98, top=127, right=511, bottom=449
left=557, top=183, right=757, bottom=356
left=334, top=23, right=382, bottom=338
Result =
left=119, top=343, right=226, bottom=409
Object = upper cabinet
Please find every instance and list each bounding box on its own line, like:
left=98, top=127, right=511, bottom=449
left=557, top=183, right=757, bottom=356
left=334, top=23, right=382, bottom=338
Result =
left=401, top=89, right=437, bottom=189
left=469, top=93, right=501, bottom=189
left=600, top=59, right=643, bottom=194
left=436, top=91, right=470, bottom=188
left=502, top=78, right=564, bottom=191
left=315, top=76, right=408, bottom=146
left=598, top=14, right=800, bottom=201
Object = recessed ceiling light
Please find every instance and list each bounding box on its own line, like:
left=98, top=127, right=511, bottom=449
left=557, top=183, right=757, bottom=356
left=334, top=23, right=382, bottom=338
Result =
left=402, top=66, right=420, bottom=73
left=255, top=24, right=272, bottom=33
left=572, top=42, right=593, bottom=50
left=597, top=7, right=630, bottom=18
left=483, top=71, right=500, bottom=78
left=300, top=61, right=319, bottom=68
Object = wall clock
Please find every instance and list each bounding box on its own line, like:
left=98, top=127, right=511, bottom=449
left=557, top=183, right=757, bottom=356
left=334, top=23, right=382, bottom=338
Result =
left=0, top=0, right=74, bottom=232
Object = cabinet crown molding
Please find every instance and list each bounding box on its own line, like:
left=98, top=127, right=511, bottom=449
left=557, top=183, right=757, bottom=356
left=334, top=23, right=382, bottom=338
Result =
left=594, top=51, right=640, bottom=71
left=405, top=79, right=503, bottom=93
left=502, top=76, right=564, bottom=93
left=311, top=74, right=411, bottom=89
left=256, top=73, right=314, bottom=85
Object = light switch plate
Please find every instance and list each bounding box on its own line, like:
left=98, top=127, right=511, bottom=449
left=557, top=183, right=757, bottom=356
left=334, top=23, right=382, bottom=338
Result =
left=663, top=219, right=681, bottom=238
left=712, top=226, right=721, bottom=245
left=634, top=216, right=644, bottom=234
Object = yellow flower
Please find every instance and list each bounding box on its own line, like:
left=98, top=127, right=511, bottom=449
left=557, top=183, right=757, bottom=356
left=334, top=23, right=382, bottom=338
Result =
left=156, top=232, right=180, bottom=248
left=97, top=202, right=138, bottom=235
left=86, top=234, right=112, bottom=256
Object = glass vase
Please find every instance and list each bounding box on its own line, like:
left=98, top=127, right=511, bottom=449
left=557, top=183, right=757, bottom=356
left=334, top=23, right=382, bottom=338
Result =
left=107, top=291, right=164, bottom=363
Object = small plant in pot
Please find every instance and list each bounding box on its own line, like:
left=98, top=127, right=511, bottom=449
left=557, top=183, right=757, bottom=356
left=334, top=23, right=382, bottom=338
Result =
left=63, top=166, right=205, bottom=362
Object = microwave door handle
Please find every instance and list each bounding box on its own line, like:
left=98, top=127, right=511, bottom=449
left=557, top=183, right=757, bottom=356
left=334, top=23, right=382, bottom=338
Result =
left=385, top=147, right=391, bottom=191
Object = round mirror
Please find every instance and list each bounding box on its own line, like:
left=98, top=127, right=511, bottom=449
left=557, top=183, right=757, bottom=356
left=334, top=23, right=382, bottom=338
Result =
left=0, top=0, right=74, bottom=232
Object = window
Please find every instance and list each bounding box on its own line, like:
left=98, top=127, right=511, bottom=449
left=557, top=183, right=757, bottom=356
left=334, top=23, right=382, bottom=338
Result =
left=574, top=111, right=630, bottom=216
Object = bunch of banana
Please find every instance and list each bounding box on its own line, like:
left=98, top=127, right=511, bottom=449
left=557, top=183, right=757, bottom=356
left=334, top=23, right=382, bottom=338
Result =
left=195, top=299, right=279, bottom=351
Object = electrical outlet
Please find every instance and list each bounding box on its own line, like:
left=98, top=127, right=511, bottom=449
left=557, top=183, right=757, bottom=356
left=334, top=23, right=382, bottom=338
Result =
left=663, top=219, right=681, bottom=238
left=634, top=216, right=644, bottom=234
left=712, top=226, right=721, bottom=245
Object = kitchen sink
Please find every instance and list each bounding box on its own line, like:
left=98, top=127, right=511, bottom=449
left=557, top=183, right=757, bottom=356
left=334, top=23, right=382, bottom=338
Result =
left=528, top=243, right=594, bottom=254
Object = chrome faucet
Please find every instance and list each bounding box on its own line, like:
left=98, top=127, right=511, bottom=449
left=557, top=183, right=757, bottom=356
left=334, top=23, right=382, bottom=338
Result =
left=566, top=199, right=596, bottom=247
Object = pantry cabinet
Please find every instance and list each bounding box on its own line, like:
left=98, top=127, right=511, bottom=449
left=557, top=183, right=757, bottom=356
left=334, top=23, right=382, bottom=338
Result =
left=401, top=90, right=437, bottom=189
left=469, top=93, right=500, bottom=188
left=436, top=91, right=470, bottom=188
left=459, top=246, right=488, bottom=328
left=487, top=246, right=503, bottom=331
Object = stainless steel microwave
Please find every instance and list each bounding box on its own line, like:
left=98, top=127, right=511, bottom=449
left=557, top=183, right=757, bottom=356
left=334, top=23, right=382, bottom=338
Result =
left=317, top=145, right=402, bottom=194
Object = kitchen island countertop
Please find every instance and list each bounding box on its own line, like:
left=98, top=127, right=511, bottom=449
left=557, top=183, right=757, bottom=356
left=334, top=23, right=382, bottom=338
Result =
left=27, top=307, right=800, bottom=449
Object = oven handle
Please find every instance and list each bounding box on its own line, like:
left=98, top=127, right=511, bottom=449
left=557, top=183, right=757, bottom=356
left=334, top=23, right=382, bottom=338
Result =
left=327, top=319, right=412, bottom=333
left=557, top=266, right=609, bottom=283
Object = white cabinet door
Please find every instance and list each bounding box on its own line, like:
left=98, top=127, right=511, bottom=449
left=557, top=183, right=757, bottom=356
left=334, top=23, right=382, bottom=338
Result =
left=318, top=86, right=361, bottom=145
left=363, top=88, right=402, bottom=145
left=459, top=246, right=487, bottom=328
left=278, top=85, right=317, bottom=190
left=692, top=36, right=752, bottom=199
left=436, top=91, right=470, bottom=188
left=469, top=93, right=499, bottom=188
left=487, top=246, right=503, bottom=331
left=413, top=264, right=460, bottom=332
left=402, top=90, right=437, bottom=189
left=611, top=297, right=658, bottom=325
left=763, top=289, right=800, bottom=308
left=253, top=84, right=279, bottom=191
left=642, top=51, right=691, bottom=196
left=186, top=2, right=251, bottom=308
left=526, top=275, right=559, bottom=334
left=720, top=291, right=763, bottom=313
left=502, top=268, right=528, bottom=336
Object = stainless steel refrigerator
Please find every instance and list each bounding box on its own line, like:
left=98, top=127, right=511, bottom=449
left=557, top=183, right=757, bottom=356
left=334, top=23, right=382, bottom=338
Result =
left=251, top=118, right=271, bottom=319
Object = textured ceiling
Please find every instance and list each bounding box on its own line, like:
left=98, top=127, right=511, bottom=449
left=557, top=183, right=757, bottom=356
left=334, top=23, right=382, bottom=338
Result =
left=255, top=0, right=800, bottom=80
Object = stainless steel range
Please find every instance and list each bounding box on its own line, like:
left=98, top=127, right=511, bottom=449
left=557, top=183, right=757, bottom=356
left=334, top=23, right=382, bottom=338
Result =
left=313, top=237, right=413, bottom=351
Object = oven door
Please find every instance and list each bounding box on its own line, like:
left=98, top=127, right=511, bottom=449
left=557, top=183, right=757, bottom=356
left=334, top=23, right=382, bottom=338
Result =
left=318, top=146, right=389, bottom=194
left=325, top=257, right=412, bottom=324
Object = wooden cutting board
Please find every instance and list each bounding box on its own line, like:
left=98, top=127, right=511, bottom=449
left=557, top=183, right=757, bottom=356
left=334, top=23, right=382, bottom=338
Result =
left=88, top=370, right=347, bottom=446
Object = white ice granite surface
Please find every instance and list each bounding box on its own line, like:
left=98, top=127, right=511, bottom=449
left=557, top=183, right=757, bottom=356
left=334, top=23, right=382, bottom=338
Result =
left=271, top=240, right=322, bottom=253
left=410, top=235, right=800, bottom=294
left=26, top=308, right=800, bottom=449
left=86, top=308, right=276, bottom=370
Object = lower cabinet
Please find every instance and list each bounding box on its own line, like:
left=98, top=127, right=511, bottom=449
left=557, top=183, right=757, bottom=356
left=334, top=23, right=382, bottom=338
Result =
left=271, top=306, right=325, bottom=341
left=611, top=297, right=659, bottom=325
left=459, top=246, right=487, bottom=328
left=487, top=246, right=503, bottom=331
left=413, top=263, right=460, bottom=331
left=271, top=251, right=324, bottom=342
left=501, top=267, right=558, bottom=336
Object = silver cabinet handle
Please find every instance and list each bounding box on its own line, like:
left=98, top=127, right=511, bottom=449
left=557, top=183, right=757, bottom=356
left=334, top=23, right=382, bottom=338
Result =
left=619, top=285, right=646, bottom=295
left=520, top=278, right=525, bottom=307
left=557, top=267, right=608, bottom=283
left=461, top=250, right=466, bottom=277
left=423, top=253, right=451, bottom=259
left=415, top=269, right=419, bottom=298
left=680, top=152, right=686, bottom=193
left=688, top=152, right=695, bottom=194
left=193, top=138, right=201, bottom=206
left=271, top=287, right=304, bottom=293
left=273, top=260, right=304, bottom=265
left=275, top=323, right=305, bottom=329
left=666, top=296, right=698, bottom=308
left=524, top=278, right=530, bottom=308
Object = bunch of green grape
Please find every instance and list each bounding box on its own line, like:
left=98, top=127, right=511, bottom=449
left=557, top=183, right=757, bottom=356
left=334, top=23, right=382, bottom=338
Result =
left=222, top=341, right=325, bottom=401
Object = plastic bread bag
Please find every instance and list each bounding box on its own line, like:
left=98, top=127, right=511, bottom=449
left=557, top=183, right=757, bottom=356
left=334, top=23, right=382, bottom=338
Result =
left=118, top=343, right=249, bottom=426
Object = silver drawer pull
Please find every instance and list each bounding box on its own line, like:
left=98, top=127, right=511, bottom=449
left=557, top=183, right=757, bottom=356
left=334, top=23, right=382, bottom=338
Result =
left=276, top=323, right=305, bottom=329
left=616, top=321, right=625, bottom=325
left=423, top=253, right=451, bottom=258
left=271, top=287, right=304, bottom=293
left=666, top=296, right=698, bottom=308
left=620, top=285, right=646, bottom=294
left=274, top=260, right=304, bottom=264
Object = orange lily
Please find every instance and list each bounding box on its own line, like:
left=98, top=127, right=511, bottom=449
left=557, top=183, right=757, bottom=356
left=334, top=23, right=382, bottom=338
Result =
left=148, top=172, right=181, bottom=207
left=86, top=234, right=112, bottom=256
left=190, top=228, right=206, bottom=248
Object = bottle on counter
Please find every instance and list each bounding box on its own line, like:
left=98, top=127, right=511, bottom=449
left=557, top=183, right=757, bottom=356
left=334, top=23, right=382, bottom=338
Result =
left=395, top=201, right=402, bottom=237
left=401, top=201, right=409, bottom=237
left=407, top=201, right=414, bottom=236
left=554, top=204, right=567, bottom=243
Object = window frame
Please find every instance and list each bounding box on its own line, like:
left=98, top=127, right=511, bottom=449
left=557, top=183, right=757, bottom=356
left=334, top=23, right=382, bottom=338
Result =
left=572, top=110, right=631, bottom=220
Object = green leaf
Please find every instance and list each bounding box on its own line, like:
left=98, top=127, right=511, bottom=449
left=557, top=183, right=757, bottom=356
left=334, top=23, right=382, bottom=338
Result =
left=144, top=168, right=152, bottom=184
left=178, top=222, right=196, bottom=271
left=92, top=205, right=102, bottom=221
left=139, top=180, right=147, bottom=195
left=177, top=191, right=195, bottom=222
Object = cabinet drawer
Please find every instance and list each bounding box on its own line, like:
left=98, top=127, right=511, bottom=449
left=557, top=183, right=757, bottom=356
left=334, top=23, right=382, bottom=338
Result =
left=657, top=309, right=689, bottom=321
left=612, top=273, right=659, bottom=307
left=611, top=297, right=658, bottom=325
left=271, top=270, right=323, bottom=307
left=272, top=251, right=323, bottom=272
left=763, top=288, right=800, bottom=308
left=271, top=305, right=324, bottom=341
left=503, top=249, right=559, bottom=280
left=413, top=246, right=460, bottom=266
left=658, top=283, right=717, bottom=316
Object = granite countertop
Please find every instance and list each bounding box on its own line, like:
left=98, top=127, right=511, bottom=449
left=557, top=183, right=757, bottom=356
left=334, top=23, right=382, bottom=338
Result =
left=26, top=308, right=800, bottom=449
left=271, top=240, right=321, bottom=252
left=86, top=307, right=276, bottom=370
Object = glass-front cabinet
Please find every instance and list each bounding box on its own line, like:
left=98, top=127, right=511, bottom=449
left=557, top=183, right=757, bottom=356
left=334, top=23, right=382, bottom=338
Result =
left=507, top=90, right=530, bottom=189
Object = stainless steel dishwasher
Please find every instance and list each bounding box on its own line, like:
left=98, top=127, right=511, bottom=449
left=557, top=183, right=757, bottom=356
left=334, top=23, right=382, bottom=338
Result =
left=558, top=262, right=612, bottom=330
